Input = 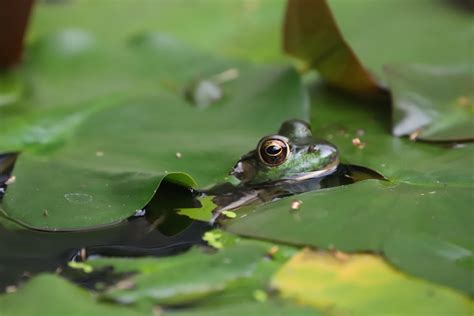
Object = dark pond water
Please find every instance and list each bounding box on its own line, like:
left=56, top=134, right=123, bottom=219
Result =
left=0, top=152, right=383, bottom=290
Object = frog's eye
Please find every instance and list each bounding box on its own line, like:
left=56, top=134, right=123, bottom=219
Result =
left=257, top=136, right=290, bottom=167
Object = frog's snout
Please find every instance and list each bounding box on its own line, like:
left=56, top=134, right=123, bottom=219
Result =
left=229, top=157, right=257, bottom=183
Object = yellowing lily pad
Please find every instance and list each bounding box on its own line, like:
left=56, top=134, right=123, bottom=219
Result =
left=272, top=249, right=473, bottom=316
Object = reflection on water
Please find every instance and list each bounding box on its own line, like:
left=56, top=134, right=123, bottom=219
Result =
left=0, top=152, right=384, bottom=290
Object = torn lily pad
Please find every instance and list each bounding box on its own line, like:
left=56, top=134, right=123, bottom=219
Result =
left=385, top=64, right=473, bottom=141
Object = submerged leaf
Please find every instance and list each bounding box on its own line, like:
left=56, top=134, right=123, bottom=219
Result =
left=273, top=249, right=473, bottom=315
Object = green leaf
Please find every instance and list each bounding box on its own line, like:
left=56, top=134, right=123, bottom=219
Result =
left=272, top=249, right=473, bottom=316
left=0, top=274, right=146, bottom=316
left=2, top=155, right=194, bottom=230
left=329, top=0, right=473, bottom=79
left=384, top=64, right=473, bottom=141
left=283, top=0, right=381, bottom=96
left=165, top=301, right=321, bottom=316
left=88, top=242, right=269, bottom=305
left=178, top=196, right=216, bottom=222
left=384, top=233, right=474, bottom=296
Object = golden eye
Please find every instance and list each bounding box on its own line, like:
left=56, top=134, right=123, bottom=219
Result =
left=257, top=136, right=290, bottom=167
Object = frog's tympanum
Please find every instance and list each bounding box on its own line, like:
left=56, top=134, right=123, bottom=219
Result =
left=230, top=119, right=339, bottom=185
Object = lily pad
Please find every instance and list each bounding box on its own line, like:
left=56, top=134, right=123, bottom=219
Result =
left=88, top=242, right=269, bottom=305
left=385, top=64, right=473, bottom=141
left=272, top=249, right=473, bottom=315
left=329, top=0, right=473, bottom=79
left=283, top=0, right=381, bottom=96
left=0, top=274, right=146, bottom=316
left=167, top=301, right=320, bottom=316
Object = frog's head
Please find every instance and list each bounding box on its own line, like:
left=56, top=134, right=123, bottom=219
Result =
left=230, top=119, right=339, bottom=185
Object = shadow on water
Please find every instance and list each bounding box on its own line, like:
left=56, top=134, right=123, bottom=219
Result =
left=0, top=152, right=384, bottom=290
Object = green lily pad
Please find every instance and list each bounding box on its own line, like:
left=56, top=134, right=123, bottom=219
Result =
left=88, top=242, right=269, bottom=305
left=0, top=274, right=146, bottom=316
left=329, top=0, right=473, bottom=79
left=2, top=155, right=194, bottom=230
left=384, top=64, right=473, bottom=141
left=283, top=0, right=381, bottom=96
left=272, top=249, right=473, bottom=315
left=166, top=301, right=320, bottom=316
left=384, top=233, right=474, bottom=296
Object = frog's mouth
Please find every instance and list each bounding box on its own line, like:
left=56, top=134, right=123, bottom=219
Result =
left=285, top=156, right=340, bottom=181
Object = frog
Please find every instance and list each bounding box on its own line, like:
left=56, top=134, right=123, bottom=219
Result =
left=230, top=119, right=339, bottom=185
left=206, top=119, right=345, bottom=221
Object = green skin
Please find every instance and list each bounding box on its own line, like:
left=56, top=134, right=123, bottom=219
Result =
left=230, top=119, right=339, bottom=185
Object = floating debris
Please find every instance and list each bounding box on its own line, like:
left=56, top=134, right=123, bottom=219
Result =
left=5, top=285, right=17, bottom=294
left=185, top=79, right=223, bottom=108
left=5, top=175, right=16, bottom=185
left=456, top=96, right=471, bottom=107
left=351, top=137, right=365, bottom=149
left=95, top=151, right=104, bottom=157
left=333, top=250, right=350, bottom=262
left=153, top=305, right=163, bottom=316
left=253, top=289, right=268, bottom=302
left=68, top=261, right=93, bottom=273
left=203, top=231, right=223, bottom=249
left=290, top=199, right=303, bottom=211
left=267, top=245, right=279, bottom=258
left=356, top=128, right=365, bottom=137
left=409, top=129, right=421, bottom=141
left=133, top=209, right=146, bottom=217
left=222, top=210, right=237, bottom=218
left=114, top=278, right=135, bottom=290
left=43, top=209, right=49, bottom=217
left=175, top=152, right=182, bottom=159
left=211, top=68, right=239, bottom=84
left=79, top=248, right=87, bottom=261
